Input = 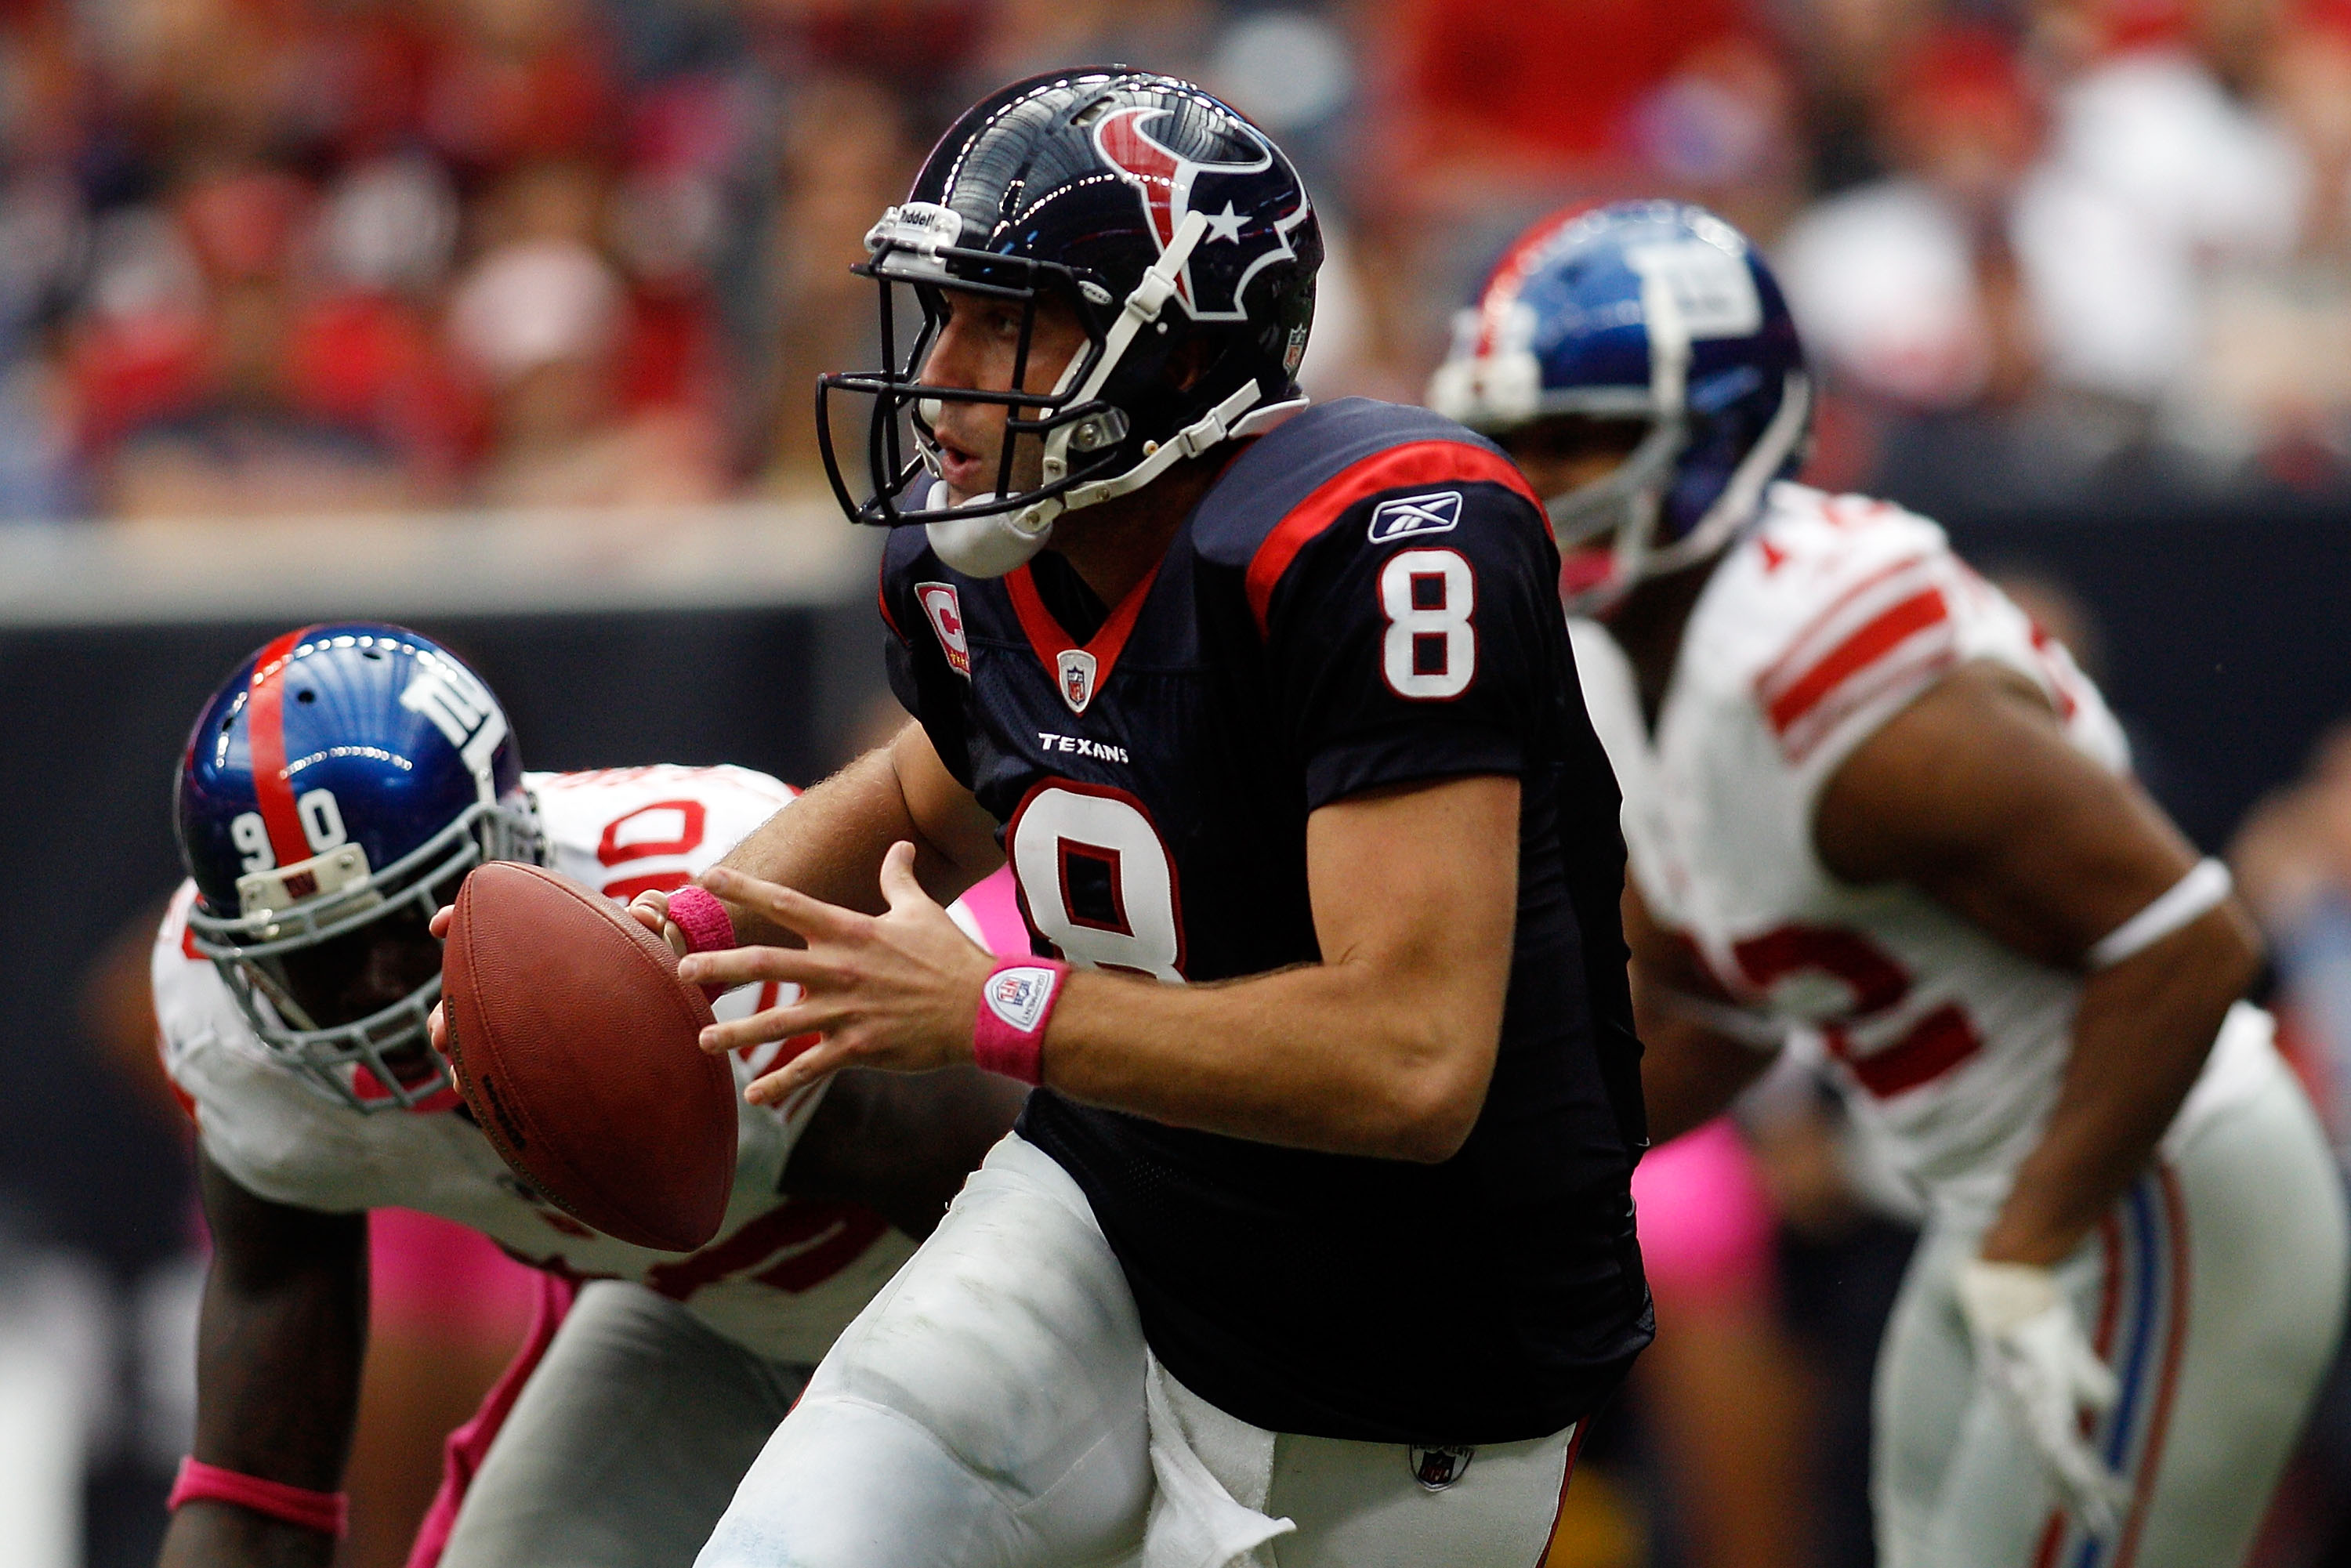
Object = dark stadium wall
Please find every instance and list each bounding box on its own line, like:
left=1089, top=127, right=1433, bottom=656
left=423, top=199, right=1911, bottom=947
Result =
left=1938, top=496, right=2351, bottom=855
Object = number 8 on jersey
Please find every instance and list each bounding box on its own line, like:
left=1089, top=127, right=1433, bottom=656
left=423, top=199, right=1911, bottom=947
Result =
left=1380, top=549, right=1476, bottom=700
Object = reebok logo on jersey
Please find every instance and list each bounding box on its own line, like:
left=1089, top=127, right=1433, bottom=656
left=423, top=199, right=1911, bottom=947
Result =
left=1036, top=732, right=1130, bottom=764
left=1367, top=490, right=1462, bottom=544
left=985, top=967, right=1057, bottom=1033
left=915, top=583, right=971, bottom=677
left=1057, top=649, right=1099, bottom=715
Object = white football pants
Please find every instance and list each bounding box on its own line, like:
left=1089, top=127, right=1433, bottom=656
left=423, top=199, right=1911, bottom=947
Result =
left=1875, top=1053, right=2348, bottom=1568
left=438, top=1280, right=813, bottom=1567
left=697, top=1132, right=1583, bottom=1568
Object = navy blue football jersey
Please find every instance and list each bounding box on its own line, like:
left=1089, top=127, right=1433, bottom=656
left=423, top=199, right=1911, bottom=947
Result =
left=882, top=398, right=1651, bottom=1444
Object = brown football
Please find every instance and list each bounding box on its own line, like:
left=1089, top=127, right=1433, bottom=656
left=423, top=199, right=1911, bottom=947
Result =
left=440, top=861, right=735, bottom=1252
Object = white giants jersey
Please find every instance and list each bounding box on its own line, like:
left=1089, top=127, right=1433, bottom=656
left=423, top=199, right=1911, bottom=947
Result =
left=154, top=764, right=922, bottom=1364
left=1574, top=483, right=2275, bottom=1221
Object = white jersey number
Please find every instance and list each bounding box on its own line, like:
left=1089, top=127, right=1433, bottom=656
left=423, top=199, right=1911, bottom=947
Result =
left=1379, top=548, right=1476, bottom=700
left=1008, top=784, right=1185, bottom=982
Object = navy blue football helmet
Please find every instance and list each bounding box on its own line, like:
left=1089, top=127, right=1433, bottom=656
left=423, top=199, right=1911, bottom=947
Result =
left=175, top=624, right=538, bottom=1111
left=1429, top=201, right=1811, bottom=614
left=817, top=67, right=1321, bottom=577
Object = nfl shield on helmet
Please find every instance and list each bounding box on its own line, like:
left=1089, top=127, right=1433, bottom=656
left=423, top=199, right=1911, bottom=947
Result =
left=1429, top=201, right=1812, bottom=614
left=175, top=624, right=538, bottom=1112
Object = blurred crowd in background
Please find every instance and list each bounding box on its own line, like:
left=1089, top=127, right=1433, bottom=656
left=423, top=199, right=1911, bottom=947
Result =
left=0, top=0, right=2347, bottom=522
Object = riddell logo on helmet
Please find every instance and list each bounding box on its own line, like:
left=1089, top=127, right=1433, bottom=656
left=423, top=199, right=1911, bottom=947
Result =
left=915, top=582, right=971, bottom=677
left=1092, top=104, right=1309, bottom=323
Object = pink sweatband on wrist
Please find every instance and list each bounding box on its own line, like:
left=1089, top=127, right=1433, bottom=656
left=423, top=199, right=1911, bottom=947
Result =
left=665, top=885, right=737, bottom=954
left=168, top=1456, right=349, bottom=1537
left=973, top=958, right=1070, bottom=1085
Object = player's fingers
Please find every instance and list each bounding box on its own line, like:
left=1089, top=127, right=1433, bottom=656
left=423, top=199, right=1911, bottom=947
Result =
left=697, top=998, right=835, bottom=1056
left=744, top=1034, right=849, bottom=1106
left=429, top=905, right=455, bottom=940
left=678, top=944, right=832, bottom=991
left=703, top=866, right=863, bottom=943
left=427, top=1001, right=449, bottom=1056
left=877, top=841, right=931, bottom=914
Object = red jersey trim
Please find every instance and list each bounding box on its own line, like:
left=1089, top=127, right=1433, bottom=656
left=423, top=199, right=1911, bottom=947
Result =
left=877, top=555, right=905, bottom=642
left=1242, top=441, right=1541, bottom=636
left=245, top=627, right=318, bottom=865
left=1004, top=559, right=1165, bottom=697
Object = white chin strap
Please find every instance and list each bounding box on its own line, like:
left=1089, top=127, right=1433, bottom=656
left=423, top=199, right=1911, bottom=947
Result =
left=926, top=208, right=1302, bottom=579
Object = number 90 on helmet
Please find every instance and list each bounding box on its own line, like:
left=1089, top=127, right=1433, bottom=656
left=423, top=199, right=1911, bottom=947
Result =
left=174, top=624, right=539, bottom=1112
left=1428, top=201, right=1812, bottom=616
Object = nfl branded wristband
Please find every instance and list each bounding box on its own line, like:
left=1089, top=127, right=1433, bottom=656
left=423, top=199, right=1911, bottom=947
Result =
left=665, top=885, right=738, bottom=954
left=973, top=958, right=1070, bottom=1085
left=168, top=1456, right=349, bottom=1537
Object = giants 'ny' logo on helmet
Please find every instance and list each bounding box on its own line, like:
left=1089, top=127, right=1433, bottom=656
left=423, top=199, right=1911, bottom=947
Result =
left=1093, top=104, right=1309, bottom=323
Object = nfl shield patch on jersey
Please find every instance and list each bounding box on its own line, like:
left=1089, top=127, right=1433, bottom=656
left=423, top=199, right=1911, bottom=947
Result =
left=1056, top=648, right=1099, bottom=715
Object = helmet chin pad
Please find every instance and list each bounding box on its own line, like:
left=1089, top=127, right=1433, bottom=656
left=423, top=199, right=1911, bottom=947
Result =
left=926, top=488, right=1056, bottom=577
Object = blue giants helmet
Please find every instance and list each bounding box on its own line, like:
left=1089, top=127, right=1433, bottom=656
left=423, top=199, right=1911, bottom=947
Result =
left=174, top=624, right=539, bottom=1111
left=817, top=67, right=1321, bottom=578
left=1428, top=201, right=1811, bottom=615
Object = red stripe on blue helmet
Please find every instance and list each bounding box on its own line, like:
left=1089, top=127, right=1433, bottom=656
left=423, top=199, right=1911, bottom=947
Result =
left=245, top=626, right=320, bottom=866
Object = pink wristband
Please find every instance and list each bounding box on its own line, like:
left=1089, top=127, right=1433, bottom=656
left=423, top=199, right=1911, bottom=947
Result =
left=973, top=958, right=1069, bottom=1085
left=665, top=885, right=737, bottom=954
left=168, top=1456, right=349, bottom=1537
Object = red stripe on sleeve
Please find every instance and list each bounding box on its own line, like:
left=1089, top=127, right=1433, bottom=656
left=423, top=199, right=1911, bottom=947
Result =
left=1244, top=441, right=1541, bottom=635
left=245, top=627, right=317, bottom=865
left=1762, top=587, right=1949, bottom=738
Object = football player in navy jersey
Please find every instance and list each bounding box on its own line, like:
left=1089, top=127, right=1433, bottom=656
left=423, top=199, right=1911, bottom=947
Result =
left=624, top=69, right=1651, bottom=1566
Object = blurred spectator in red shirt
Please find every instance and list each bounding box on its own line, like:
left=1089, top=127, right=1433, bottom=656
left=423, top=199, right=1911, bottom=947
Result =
left=1373, top=0, right=1799, bottom=375
left=1777, top=26, right=2046, bottom=416
left=449, top=161, right=726, bottom=507
left=86, top=168, right=437, bottom=518
left=424, top=0, right=621, bottom=172
left=1389, top=0, right=1759, bottom=172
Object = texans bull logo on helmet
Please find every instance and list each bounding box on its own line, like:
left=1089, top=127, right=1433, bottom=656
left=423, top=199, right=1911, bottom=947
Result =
left=1092, top=103, right=1312, bottom=325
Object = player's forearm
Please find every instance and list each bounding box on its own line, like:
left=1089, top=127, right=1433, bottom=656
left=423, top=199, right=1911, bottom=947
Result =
left=712, top=735, right=991, bottom=946
left=158, top=1503, right=338, bottom=1568
left=1638, top=1010, right=1777, bottom=1146
left=1980, top=905, right=2260, bottom=1265
left=1041, top=958, right=1502, bottom=1163
left=163, top=1159, right=366, bottom=1566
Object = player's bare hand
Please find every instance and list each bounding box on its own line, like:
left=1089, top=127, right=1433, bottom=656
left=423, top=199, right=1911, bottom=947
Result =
left=626, top=888, right=692, bottom=958
left=679, top=846, right=994, bottom=1106
left=426, top=906, right=455, bottom=1058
